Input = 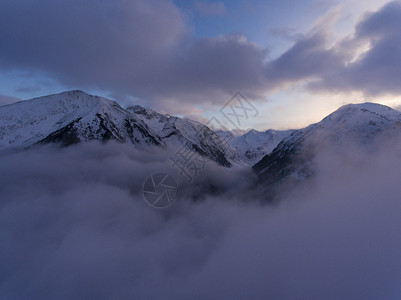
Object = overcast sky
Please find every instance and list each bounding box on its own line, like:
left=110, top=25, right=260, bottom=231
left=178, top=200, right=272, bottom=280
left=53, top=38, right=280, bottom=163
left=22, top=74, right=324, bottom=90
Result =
left=1, top=0, right=400, bottom=130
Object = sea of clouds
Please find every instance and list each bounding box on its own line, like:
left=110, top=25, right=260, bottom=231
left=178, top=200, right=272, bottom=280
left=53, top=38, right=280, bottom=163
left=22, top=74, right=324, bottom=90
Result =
left=0, top=141, right=400, bottom=299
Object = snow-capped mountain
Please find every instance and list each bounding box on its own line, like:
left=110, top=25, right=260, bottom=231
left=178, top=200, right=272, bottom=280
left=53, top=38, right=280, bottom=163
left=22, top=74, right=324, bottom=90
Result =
left=224, top=129, right=295, bottom=166
left=2, top=91, right=400, bottom=175
left=127, top=105, right=237, bottom=167
left=253, top=103, right=401, bottom=187
left=0, top=90, right=236, bottom=166
left=0, top=90, right=162, bottom=149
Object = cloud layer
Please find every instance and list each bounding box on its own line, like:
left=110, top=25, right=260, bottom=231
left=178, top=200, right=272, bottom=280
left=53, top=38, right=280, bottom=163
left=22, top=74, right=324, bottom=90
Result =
left=0, top=141, right=400, bottom=299
left=310, top=1, right=401, bottom=95
left=1, top=1, right=401, bottom=109
left=0, top=0, right=268, bottom=109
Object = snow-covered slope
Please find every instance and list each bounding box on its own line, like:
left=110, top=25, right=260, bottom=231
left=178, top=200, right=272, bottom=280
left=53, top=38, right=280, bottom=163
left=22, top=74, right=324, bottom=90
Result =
left=0, top=90, right=161, bottom=150
left=127, top=105, right=238, bottom=167
left=253, top=103, right=401, bottom=187
left=298, top=102, right=401, bottom=146
left=227, top=129, right=294, bottom=165
left=0, top=91, right=237, bottom=166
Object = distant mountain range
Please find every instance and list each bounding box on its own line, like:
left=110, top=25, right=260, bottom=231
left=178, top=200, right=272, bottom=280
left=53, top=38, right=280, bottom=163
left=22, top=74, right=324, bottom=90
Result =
left=1, top=91, right=401, bottom=191
left=218, top=129, right=295, bottom=165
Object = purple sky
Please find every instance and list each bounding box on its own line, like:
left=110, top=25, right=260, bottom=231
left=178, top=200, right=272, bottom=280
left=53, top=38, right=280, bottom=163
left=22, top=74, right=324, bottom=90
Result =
left=0, top=0, right=400, bottom=129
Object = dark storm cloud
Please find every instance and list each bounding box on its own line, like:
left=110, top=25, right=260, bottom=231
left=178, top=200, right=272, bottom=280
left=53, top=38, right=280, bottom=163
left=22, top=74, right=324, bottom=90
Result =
left=264, top=31, right=345, bottom=87
left=1, top=0, right=401, bottom=108
left=0, top=0, right=268, bottom=108
left=159, top=35, right=268, bottom=105
left=0, top=139, right=401, bottom=299
left=263, top=0, right=401, bottom=96
left=0, top=0, right=185, bottom=99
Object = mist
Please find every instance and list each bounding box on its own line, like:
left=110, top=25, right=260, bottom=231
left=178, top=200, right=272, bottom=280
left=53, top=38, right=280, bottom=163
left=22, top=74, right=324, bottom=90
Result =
left=0, top=141, right=400, bottom=299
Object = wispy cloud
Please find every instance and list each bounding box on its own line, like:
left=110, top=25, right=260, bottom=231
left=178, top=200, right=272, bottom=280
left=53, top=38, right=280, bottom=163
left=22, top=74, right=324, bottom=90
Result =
left=310, top=1, right=401, bottom=96
left=194, top=1, right=226, bottom=16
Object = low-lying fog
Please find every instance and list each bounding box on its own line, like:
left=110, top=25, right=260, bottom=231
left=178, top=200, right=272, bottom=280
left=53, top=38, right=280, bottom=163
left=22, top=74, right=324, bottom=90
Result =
left=0, top=141, right=400, bottom=299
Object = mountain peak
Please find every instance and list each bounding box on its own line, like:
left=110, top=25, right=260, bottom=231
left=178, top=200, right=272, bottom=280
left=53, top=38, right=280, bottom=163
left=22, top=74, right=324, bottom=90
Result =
left=36, top=90, right=94, bottom=100
left=61, top=89, right=89, bottom=96
left=339, top=102, right=394, bottom=113
left=254, top=101, right=401, bottom=190
left=0, top=90, right=163, bottom=150
left=0, top=91, right=237, bottom=166
left=320, top=102, right=401, bottom=126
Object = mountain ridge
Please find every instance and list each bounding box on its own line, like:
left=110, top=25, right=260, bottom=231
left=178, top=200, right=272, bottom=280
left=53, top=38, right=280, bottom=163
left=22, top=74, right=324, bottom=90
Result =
left=0, top=90, right=237, bottom=166
left=253, top=102, right=401, bottom=193
left=2, top=90, right=401, bottom=174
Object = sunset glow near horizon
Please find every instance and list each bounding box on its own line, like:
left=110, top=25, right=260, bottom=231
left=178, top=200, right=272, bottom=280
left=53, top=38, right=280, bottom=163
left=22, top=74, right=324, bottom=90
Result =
left=1, top=0, right=400, bottom=130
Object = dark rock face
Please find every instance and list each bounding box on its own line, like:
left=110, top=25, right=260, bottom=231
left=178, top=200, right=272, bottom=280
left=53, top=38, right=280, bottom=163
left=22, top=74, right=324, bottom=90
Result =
left=127, top=105, right=237, bottom=167
left=251, top=134, right=315, bottom=202
left=123, top=119, right=161, bottom=145
left=38, top=114, right=162, bottom=148
left=38, top=118, right=82, bottom=147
